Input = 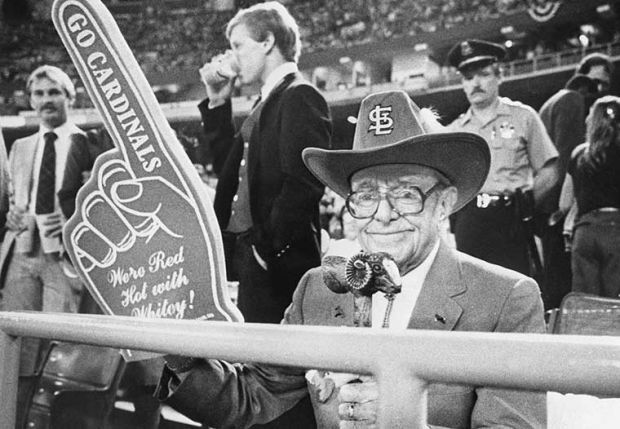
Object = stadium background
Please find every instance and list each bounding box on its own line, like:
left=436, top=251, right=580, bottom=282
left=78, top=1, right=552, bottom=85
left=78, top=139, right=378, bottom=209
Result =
left=1, top=0, right=620, bottom=172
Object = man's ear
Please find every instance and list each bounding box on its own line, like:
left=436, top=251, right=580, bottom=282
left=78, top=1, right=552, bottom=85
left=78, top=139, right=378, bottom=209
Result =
left=438, top=186, right=457, bottom=221
left=262, top=32, right=275, bottom=54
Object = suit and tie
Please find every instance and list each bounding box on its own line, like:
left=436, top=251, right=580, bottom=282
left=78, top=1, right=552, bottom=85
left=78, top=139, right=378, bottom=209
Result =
left=0, top=121, right=84, bottom=375
left=159, top=240, right=546, bottom=429
left=200, top=68, right=332, bottom=324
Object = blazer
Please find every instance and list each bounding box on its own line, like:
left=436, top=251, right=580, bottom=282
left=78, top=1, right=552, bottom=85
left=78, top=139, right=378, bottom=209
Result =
left=160, top=241, right=547, bottom=429
left=58, top=127, right=115, bottom=219
left=0, top=124, right=83, bottom=285
left=199, top=73, right=332, bottom=289
left=539, top=88, right=587, bottom=214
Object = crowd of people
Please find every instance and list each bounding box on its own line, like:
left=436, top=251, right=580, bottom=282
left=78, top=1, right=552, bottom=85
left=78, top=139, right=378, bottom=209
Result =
left=1, top=0, right=620, bottom=428
left=0, top=0, right=550, bottom=114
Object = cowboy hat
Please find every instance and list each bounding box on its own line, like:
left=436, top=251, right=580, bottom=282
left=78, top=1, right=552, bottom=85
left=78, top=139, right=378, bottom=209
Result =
left=302, top=90, right=490, bottom=213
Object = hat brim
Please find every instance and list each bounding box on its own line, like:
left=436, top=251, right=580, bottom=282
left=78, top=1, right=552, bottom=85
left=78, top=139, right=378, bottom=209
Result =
left=458, top=55, right=498, bottom=70
left=303, top=132, right=490, bottom=213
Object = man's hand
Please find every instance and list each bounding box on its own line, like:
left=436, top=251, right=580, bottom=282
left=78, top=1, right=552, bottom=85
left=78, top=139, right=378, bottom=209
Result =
left=337, top=376, right=378, bottom=429
left=199, top=51, right=237, bottom=108
left=6, top=204, right=27, bottom=231
left=39, top=212, right=65, bottom=238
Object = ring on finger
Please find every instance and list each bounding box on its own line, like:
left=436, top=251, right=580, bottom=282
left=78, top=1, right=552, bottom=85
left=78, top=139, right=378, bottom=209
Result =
left=347, top=403, right=355, bottom=419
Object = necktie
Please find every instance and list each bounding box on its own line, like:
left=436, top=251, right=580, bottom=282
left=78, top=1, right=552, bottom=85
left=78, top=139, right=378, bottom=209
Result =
left=35, top=131, right=57, bottom=214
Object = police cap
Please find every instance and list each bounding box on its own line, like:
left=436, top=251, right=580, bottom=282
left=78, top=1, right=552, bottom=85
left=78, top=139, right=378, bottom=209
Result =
left=447, top=39, right=507, bottom=71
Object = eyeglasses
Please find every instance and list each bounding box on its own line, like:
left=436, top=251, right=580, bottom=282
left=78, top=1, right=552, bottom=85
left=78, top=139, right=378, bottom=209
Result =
left=346, top=183, right=443, bottom=219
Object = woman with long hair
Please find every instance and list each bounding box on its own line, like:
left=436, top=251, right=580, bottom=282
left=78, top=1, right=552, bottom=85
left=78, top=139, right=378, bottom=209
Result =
left=559, top=95, right=620, bottom=297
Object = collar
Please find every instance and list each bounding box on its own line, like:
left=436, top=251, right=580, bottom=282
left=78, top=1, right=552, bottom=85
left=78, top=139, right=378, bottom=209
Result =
left=261, top=62, right=297, bottom=100
left=401, top=239, right=440, bottom=284
left=460, top=96, right=510, bottom=126
left=38, top=121, right=75, bottom=142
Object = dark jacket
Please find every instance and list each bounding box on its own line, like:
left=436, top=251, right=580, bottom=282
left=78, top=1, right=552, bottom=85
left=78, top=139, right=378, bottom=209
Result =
left=539, top=88, right=586, bottom=213
left=58, top=127, right=115, bottom=219
left=199, top=72, right=332, bottom=293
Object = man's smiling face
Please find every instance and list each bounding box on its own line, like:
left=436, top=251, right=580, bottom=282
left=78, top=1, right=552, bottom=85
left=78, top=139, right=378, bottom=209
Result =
left=350, top=164, right=456, bottom=274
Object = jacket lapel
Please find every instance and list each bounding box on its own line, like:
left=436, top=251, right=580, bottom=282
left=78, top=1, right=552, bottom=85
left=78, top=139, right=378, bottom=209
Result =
left=247, top=73, right=297, bottom=184
left=11, top=134, right=38, bottom=209
left=326, top=294, right=355, bottom=327
left=408, top=241, right=465, bottom=331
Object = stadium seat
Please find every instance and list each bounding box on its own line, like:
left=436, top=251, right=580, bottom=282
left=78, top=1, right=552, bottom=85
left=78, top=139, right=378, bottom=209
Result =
left=547, top=292, right=620, bottom=429
left=16, top=342, right=56, bottom=429
left=549, top=292, right=620, bottom=335
left=26, top=342, right=126, bottom=429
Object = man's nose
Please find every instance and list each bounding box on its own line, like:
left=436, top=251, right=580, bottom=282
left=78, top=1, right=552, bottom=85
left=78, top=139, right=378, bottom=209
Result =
left=373, top=197, right=398, bottom=223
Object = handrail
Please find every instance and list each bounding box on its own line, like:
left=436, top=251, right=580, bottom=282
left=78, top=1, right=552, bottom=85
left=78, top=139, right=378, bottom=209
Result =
left=1, top=311, right=620, bottom=428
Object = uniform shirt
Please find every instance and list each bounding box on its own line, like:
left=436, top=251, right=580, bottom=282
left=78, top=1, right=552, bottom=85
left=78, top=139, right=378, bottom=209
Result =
left=372, top=240, right=440, bottom=330
left=29, top=121, right=80, bottom=215
left=449, top=97, right=558, bottom=195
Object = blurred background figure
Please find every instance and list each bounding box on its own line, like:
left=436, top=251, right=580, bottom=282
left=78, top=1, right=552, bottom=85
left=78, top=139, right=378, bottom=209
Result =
left=320, top=189, right=361, bottom=257
left=560, top=95, right=620, bottom=298
left=0, top=124, right=9, bottom=230
left=538, top=74, right=597, bottom=310
left=447, top=39, right=558, bottom=278
left=0, top=64, right=84, bottom=427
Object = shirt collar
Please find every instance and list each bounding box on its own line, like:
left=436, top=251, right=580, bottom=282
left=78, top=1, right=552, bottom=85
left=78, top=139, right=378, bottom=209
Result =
left=401, top=239, right=441, bottom=286
left=460, top=96, right=509, bottom=126
left=38, top=120, right=74, bottom=143
left=261, top=62, right=297, bottom=100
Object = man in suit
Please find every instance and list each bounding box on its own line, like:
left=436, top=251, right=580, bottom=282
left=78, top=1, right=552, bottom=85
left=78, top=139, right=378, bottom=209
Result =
left=0, top=65, right=84, bottom=422
left=198, top=1, right=332, bottom=325
left=157, top=90, right=546, bottom=429
left=538, top=74, right=597, bottom=309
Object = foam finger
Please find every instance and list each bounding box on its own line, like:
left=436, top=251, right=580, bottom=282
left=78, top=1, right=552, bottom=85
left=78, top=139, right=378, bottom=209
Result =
left=81, top=192, right=135, bottom=251
left=71, top=222, right=116, bottom=269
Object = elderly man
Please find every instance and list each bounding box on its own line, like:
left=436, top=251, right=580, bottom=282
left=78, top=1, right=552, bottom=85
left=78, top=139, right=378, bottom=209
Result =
left=158, top=90, right=546, bottom=429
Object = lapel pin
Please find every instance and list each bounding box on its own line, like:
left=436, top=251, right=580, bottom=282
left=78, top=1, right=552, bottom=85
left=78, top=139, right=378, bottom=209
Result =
left=435, top=314, right=446, bottom=324
left=333, top=305, right=345, bottom=318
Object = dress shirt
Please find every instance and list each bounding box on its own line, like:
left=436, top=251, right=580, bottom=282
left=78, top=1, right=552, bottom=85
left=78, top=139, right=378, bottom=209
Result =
left=29, top=121, right=76, bottom=215
left=372, top=240, right=440, bottom=329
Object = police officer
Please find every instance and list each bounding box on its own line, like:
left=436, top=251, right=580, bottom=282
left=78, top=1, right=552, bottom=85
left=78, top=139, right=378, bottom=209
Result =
left=447, top=39, right=559, bottom=276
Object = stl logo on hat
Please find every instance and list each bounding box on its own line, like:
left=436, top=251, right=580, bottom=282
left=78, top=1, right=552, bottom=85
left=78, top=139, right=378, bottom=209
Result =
left=460, top=41, right=473, bottom=57
left=368, top=104, right=394, bottom=136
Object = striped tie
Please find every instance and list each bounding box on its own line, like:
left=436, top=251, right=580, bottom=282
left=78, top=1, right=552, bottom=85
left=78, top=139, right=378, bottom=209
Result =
left=35, top=131, right=57, bottom=214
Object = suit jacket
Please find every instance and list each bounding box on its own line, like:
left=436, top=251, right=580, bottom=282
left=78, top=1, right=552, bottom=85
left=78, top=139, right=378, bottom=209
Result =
left=539, top=88, right=586, bottom=214
left=58, top=127, right=115, bottom=219
left=160, top=242, right=547, bottom=429
left=0, top=124, right=83, bottom=285
left=0, top=128, right=9, bottom=231
left=199, top=73, right=332, bottom=289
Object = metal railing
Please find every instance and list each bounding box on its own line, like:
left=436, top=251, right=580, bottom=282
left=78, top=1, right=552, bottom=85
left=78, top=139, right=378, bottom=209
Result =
left=1, top=311, right=620, bottom=428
